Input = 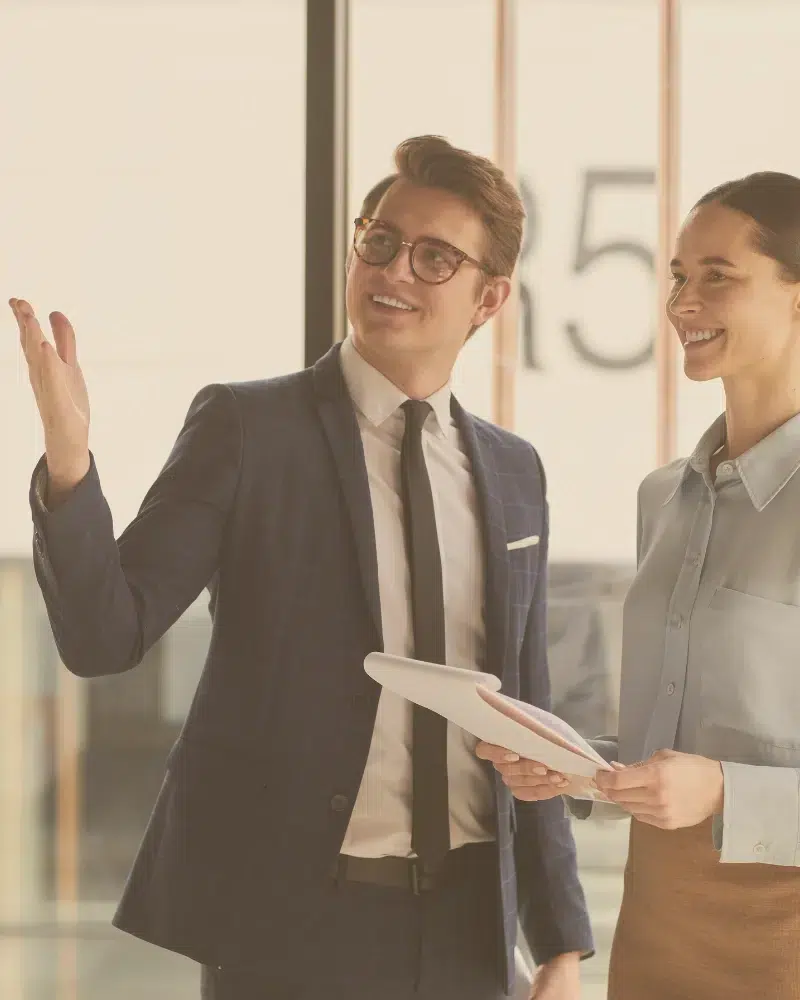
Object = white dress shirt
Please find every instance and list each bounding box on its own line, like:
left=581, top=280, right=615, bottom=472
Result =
left=338, top=336, right=495, bottom=859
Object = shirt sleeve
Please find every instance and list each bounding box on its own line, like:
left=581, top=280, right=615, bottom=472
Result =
left=564, top=737, right=629, bottom=821
left=712, top=761, right=800, bottom=866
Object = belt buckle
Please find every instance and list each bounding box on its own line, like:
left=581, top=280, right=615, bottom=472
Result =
left=410, top=859, right=435, bottom=895
left=333, top=855, right=348, bottom=887
left=410, top=859, right=422, bottom=895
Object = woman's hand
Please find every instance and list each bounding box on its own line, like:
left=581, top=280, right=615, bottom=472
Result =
left=594, top=749, right=724, bottom=829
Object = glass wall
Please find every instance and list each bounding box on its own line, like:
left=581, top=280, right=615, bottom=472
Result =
left=676, top=0, right=800, bottom=454
left=349, top=0, right=497, bottom=420
left=514, top=2, right=659, bottom=992
left=0, top=1, right=305, bottom=997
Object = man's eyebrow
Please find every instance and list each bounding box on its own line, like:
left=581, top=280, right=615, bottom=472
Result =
left=372, top=217, right=459, bottom=248
left=670, top=255, right=737, bottom=269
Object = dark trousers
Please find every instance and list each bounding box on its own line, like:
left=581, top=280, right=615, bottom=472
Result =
left=200, top=843, right=511, bottom=1000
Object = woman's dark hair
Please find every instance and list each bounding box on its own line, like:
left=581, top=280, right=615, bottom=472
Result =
left=694, top=171, right=800, bottom=282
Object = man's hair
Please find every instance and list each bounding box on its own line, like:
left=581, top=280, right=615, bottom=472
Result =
left=392, top=135, right=524, bottom=278
left=359, top=173, right=398, bottom=218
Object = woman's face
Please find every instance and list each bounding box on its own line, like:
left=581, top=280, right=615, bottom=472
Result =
left=667, top=202, right=800, bottom=382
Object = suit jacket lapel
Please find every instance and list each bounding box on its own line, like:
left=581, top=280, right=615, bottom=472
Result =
left=312, top=344, right=383, bottom=646
left=452, top=398, right=510, bottom=681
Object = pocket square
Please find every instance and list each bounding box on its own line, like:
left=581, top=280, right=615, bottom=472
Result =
left=507, top=535, right=539, bottom=551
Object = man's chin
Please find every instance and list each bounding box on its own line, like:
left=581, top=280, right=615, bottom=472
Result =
left=356, top=322, right=421, bottom=348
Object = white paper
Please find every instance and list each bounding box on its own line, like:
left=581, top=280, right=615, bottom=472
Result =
left=363, top=652, right=613, bottom=783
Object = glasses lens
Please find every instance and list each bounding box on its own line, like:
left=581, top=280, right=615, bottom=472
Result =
left=411, top=240, right=461, bottom=283
left=354, top=224, right=397, bottom=266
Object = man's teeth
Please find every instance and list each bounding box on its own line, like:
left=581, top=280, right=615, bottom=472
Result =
left=372, top=295, right=413, bottom=311
left=685, top=328, right=724, bottom=344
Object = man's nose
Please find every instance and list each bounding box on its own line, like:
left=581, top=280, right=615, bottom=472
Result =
left=383, top=243, right=415, bottom=284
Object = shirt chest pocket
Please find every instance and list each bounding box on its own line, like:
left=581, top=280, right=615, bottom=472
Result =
left=693, top=586, right=800, bottom=761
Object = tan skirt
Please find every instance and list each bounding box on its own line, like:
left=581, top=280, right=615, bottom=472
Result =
left=607, top=817, right=800, bottom=1000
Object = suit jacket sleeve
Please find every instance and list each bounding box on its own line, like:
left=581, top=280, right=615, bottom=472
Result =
left=30, top=383, right=242, bottom=677
left=513, top=454, right=595, bottom=965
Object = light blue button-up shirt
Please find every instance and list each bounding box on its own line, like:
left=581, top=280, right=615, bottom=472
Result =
left=575, top=412, right=800, bottom=867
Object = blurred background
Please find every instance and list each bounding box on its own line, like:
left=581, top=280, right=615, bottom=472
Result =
left=1, top=0, right=797, bottom=996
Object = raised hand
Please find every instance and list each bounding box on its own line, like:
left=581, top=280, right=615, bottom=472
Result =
left=10, top=298, right=90, bottom=494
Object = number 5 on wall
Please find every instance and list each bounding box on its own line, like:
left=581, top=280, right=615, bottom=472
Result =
left=566, top=169, right=656, bottom=370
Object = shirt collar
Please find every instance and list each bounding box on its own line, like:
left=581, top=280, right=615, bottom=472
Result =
left=338, top=335, right=452, bottom=438
left=665, top=411, right=800, bottom=511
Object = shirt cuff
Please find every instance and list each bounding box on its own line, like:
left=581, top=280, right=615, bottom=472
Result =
left=32, top=463, right=49, bottom=513
left=564, top=737, right=621, bottom=820
left=714, top=761, right=800, bottom=866
left=588, top=737, right=619, bottom=764
left=564, top=797, right=593, bottom=820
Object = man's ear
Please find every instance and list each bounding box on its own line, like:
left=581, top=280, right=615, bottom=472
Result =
left=470, top=276, right=512, bottom=329
left=793, top=284, right=800, bottom=319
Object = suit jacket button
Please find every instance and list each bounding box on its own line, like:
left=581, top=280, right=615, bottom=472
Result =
left=330, top=794, right=349, bottom=813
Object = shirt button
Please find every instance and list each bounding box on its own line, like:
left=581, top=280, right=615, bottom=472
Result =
left=718, top=462, right=733, bottom=475
left=330, top=794, right=350, bottom=813
left=754, top=843, right=766, bottom=856
left=670, top=614, right=684, bottom=629
left=666, top=683, right=676, bottom=695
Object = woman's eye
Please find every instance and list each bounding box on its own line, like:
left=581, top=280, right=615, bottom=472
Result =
left=707, top=270, right=728, bottom=283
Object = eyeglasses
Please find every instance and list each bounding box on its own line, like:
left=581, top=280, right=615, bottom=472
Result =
left=352, top=217, right=493, bottom=285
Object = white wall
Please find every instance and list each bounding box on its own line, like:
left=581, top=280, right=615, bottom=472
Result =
left=0, top=0, right=306, bottom=555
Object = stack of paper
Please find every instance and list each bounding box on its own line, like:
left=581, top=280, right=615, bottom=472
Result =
left=363, top=652, right=612, bottom=801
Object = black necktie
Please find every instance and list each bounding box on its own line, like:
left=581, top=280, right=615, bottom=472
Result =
left=400, top=399, right=450, bottom=871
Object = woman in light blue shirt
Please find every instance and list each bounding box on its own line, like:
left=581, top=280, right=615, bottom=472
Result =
left=479, top=171, right=800, bottom=999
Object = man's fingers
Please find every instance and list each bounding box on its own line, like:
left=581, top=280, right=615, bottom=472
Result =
left=50, top=312, right=78, bottom=367
left=10, top=298, right=29, bottom=350
left=502, top=771, right=565, bottom=789
left=504, top=783, right=562, bottom=803
left=502, top=758, right=553, bottom=776
left=14, top=299, right=47, bottom=361
left=475, top=742, right=521, bottom=764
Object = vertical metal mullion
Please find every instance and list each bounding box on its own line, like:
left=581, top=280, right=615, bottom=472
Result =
left=493, top=0, right=518, bottom=431
left=656, top=0, right=680, bottom=464
left=305, top=0, right=350, bottom=366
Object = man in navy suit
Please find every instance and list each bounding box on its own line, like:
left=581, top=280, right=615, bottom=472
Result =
left=11, top=135, right=593, bottom=1000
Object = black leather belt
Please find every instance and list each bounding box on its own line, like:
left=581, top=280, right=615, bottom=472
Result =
left=333, top=854, right=437, bottom=894
left=332, top=843, right=494, bottom=895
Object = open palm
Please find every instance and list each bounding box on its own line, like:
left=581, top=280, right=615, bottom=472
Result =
left=10, top=298, right=90, bottom=483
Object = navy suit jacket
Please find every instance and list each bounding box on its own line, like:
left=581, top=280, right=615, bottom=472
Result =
left=30, top=344, right=593, bottom=993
